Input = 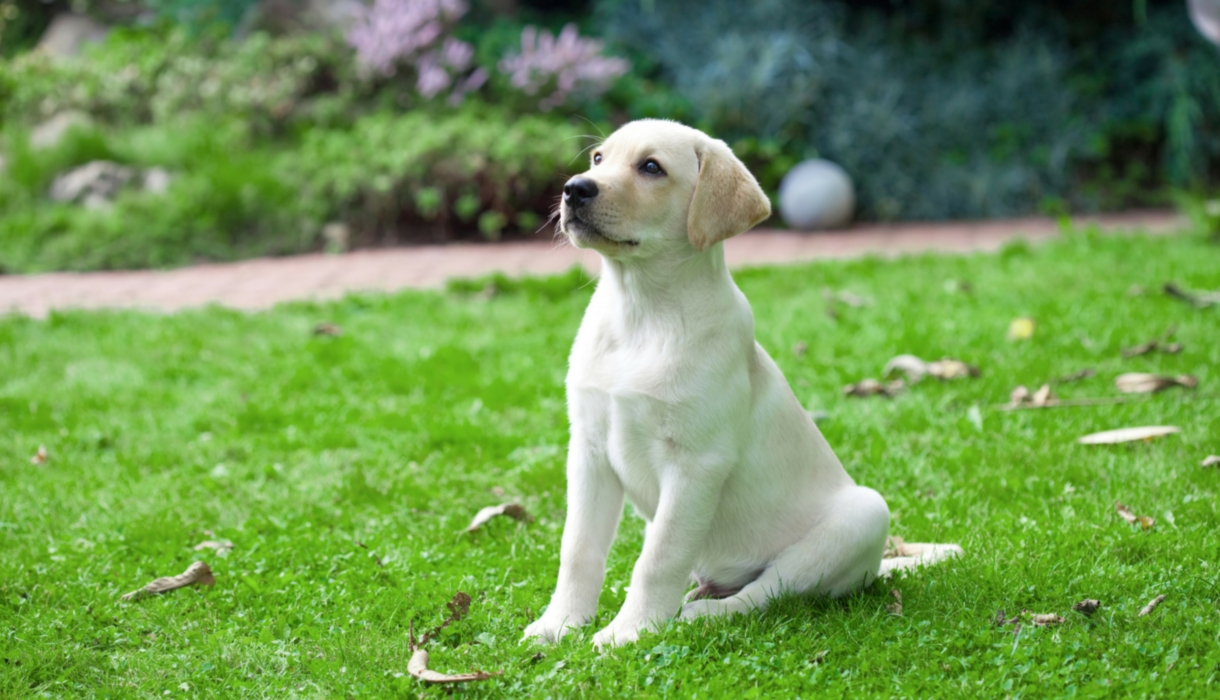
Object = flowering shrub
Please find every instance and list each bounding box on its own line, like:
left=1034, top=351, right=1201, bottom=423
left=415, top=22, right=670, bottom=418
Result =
left=498, top=24, right=629, bottom=111
left=346, top=0, right=485, bottom=104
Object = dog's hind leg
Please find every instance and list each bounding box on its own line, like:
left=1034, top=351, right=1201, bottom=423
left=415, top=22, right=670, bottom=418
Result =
left=878, top=542, right=963, bottom=578
left=678, top=485, right=891, bottom=620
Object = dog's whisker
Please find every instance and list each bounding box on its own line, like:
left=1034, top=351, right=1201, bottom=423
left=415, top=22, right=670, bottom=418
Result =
left=575, top=115, right=607, bottom=139
left=570, top=141, right=603, bottom=163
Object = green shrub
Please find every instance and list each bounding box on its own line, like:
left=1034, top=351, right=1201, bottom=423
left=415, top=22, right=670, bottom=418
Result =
left=282, top=103, right=585, bottom=243
left=0, top=118, right=310, bottom=273
left=1, top=123, right=120, bottom=195
left=0, top=26, right=361, bottom=135
left=598, top=0, right=1220, bottom=220
left=0, top=105, right=587, bottom=272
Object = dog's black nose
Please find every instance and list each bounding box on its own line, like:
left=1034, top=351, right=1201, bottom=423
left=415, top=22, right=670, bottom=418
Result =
left=563, top=177, right=599, bottom=207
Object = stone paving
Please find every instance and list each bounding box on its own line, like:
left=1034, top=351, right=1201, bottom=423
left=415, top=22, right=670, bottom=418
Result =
left=0, top=210, right=1183, bottom=317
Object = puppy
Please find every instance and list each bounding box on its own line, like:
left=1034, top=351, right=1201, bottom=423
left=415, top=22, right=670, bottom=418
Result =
left=524, top=120, right=960, bottom=648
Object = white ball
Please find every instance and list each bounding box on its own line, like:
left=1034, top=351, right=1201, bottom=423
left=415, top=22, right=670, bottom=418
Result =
left=778, top=159, right=855, bottom=230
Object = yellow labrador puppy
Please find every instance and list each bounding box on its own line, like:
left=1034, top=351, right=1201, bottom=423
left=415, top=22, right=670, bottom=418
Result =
left=523, top=119, right=960, bottom=648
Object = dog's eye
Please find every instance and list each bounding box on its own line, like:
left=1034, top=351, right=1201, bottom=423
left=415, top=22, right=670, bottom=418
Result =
left=593, top=153, right=602, bottom=165
left=640, top=159, right=664, bottom=176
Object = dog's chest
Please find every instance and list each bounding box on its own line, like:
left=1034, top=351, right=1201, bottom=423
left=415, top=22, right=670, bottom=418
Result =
left=568, top=336, right=693, bottom=522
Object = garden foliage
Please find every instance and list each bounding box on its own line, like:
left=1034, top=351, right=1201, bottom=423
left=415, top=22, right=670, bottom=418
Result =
left=2, top=0, right=1220, bottom=272
left=599, top=0, right=1220, bottom=219
left=0, top=17, right=601, bottom=272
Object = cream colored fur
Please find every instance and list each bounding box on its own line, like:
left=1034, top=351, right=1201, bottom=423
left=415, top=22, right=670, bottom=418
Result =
left=522, top=119, right=961, bottom=649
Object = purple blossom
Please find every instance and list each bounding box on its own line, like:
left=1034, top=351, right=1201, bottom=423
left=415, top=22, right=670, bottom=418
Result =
left=415, top=54, right=452, bottom=98
left=439, top=37, right=474, bottom=71
left=346, top=0, right=467, bottom=76
left=498, top=24, right=630, bottom=110
left=346, top=0, right=485, bottom=104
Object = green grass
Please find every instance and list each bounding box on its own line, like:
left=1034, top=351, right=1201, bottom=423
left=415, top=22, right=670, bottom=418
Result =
left=1, top=228, right=1219, bottom=698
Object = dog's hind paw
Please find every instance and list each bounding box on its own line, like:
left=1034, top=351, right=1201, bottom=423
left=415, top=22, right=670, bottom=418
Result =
left=878, top=542, right=962, bottom=578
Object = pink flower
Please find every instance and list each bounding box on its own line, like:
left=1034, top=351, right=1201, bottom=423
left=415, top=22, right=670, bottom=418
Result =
left=346, top=0, right=485, bottom=104
left=347, top=0, right=467, bottom=76
left=498, top=23, right=630, bottom=110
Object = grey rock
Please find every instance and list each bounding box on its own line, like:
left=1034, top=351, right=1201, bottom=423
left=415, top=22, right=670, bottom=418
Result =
left=322, top=222, right=351, bottom=253
left=142, top=167, right=173, bottom=195
left=35, top=13, right=109, bottom=60
left=1189, top=0, right=1220, bottom=46
left=49, top=161, right=136, bottom=206
left=778, top=159, right=855, bottom=230
left=30, top=111, right=93, bottom=150
left=82, top=193, right=114, bottom=211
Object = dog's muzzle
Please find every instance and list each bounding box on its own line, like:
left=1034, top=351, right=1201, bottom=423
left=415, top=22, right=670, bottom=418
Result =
left=563, top=176, right=599, bottom=208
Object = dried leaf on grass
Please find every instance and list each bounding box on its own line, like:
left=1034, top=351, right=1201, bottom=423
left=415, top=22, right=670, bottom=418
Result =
left=1115, top=373, right=1197, bottom=394
left=356, top=541, right=384, bottom=568
left=406, top=592, right=501, bottom=685
left=1122, top=340, right=1182, bottom=357
left=883, top=355, right=929, bottom=382
left=1122, top=326, right=1180, bottom=357
left=1163, top=282, right=1220, bottom=308
left=822, top=288, right=872, bottom=310
left=1030, top=613, right=1064, bottom=627
left=313, top=323, right=342, bottom=336
left=1079, top=426, right=1181, bottom=445
left=1138, top=594, right=1167, bottom=617
left=843, top=378, right=905, bottom=398
left=1115, top=502, right=1155, bottom=530
left=1203, top=455, right=1220, bottom=467
left=30, top=446, right=47, bottom=465
left=466, top=503, right=532, bottom=532
left=1007, top=317, right=1035, bottom=341
left=1055, top=368, right=1095, bottom=383
left=1073, top=599, right=1101, bottom=616
left=1005, top=384, right=1056, bottom=409
left=408, top=649, right=500, bottom=684
left=928, top=359, right=979, bottom=380
left=121, top=561, right=214, bottom=601
left=994, top=610, right=1020, bottom=627
left=886, top=589, right=902, bottom=616
left=192, top=540, right=233, bottom=553
left=417, top=592, right=471, bottom=645
left=882, top=355, right=979, bottom=383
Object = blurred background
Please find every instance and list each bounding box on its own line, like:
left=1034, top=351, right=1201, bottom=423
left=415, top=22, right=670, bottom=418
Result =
left=1, top=0, right=1218, bottom=274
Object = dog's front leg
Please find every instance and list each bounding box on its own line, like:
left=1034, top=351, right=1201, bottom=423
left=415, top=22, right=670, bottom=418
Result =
left=523, top=435, right=624, bottom=644
left=592, top=468, right=725, bottom=648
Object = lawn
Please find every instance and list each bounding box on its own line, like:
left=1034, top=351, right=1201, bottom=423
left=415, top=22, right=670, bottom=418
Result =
left=1, top=228, right=1218, bottom=698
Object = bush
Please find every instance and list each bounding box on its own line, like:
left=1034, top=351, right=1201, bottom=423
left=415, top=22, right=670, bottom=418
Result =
left=0, top=103, right=585, bottom=272
left=282, top=103, right=585, bottom=243
left=0, top=119, right=308, bottom=273
left=0, top=26, right=362, bottom=134
left=598, top=0, right=1220, bottom=220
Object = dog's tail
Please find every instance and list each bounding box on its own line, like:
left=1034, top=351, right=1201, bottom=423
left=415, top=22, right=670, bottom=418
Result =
left=877, top=541, right=963, bottom=578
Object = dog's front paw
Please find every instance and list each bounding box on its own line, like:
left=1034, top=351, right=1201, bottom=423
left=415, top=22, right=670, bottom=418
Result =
left=522, top=613, right=584, bottom=644
left=591, top=620, right=641, bottom=649
left=679, top=596, right=748, bottom=621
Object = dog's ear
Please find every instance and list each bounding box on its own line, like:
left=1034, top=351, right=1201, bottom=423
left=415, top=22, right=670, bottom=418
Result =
left=687, top=138, right=772, bottom=251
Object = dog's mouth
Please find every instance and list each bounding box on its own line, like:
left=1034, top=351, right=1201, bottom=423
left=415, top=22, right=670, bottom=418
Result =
left=563, top=214, right=639, bottom=248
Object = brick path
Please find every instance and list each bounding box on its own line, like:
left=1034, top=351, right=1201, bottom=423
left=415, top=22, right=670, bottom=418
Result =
left=0, top=210, right=1183, bottom=317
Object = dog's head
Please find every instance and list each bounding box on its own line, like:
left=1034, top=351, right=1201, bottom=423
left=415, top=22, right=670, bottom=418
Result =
left=559, top=120, right=771, bottom=258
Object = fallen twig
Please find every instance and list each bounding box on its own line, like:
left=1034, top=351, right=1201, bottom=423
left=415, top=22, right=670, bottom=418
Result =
left=1139, top=594, right=1167, bottom=617
left=121, top=561, right=214, bottom=601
